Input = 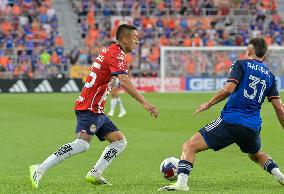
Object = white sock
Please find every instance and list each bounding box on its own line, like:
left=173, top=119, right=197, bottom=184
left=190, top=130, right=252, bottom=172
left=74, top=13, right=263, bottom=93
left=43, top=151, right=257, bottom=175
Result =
left=91, top=139, right=127, bottom=173
left=176, top=173, right=189, bottom=187
left=117, top=97, right=126, bottom=113
left=271, top=168, right=284, bottom=179
left=38, top=139, right=89, bottom=172
left=109, top=98, right=118, bottom=113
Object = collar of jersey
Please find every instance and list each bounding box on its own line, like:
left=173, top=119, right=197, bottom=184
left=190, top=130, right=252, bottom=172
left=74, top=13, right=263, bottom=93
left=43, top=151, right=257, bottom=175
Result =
left=116, top=43, right=125, bottom=54
left=252, top=59, right=263, bottom=63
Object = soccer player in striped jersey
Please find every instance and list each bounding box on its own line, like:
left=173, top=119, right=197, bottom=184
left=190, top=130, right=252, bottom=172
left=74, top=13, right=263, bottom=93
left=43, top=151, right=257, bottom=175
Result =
left=160, top=37, right=284, bottom=191
left=29, top=24, right=159, bottom=189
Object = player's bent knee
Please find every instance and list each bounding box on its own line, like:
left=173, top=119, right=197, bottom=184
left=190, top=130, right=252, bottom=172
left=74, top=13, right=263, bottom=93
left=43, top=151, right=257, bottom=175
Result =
left=78, top=131, right=93, bottom=143
left=248, top=151, right=263, bottom=163
left=77, top=139, right=90, bottom=151
left=104, top=131, right=125, bottom=142
left=248, top=154, right=257, bottom=163
left=183, top=140, right=197, bottom=153
left=70, top=139, right=90, bottom=155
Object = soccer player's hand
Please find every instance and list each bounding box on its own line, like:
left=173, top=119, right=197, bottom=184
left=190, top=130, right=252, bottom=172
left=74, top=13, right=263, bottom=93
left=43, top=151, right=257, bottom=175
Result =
left=193, top=102, right=211, bottom=115
left=143, top=102, right=159, bottom=118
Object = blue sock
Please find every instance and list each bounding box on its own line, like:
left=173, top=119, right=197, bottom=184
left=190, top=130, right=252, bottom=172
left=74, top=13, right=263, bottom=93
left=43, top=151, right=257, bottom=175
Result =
left=263, top=159, right=278, bottom=174
left=177, top=160, right=193, bottom=175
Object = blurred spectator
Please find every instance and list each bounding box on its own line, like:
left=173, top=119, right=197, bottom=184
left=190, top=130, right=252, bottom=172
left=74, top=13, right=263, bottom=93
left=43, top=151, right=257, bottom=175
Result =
left=40, top=50, right=51, bottom=65
left=0, top=0, right=69, bottom=78
left=69, top=46, right=80, bottom=65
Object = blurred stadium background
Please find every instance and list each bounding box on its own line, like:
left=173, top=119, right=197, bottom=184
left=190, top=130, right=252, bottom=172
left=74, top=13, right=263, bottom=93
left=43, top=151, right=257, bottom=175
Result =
left=1, top=0, right=284, bottom=92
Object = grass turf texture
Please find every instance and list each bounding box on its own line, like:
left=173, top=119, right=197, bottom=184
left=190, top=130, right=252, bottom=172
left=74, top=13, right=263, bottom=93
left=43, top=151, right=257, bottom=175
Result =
left=0, top=93, right=283, bottom=194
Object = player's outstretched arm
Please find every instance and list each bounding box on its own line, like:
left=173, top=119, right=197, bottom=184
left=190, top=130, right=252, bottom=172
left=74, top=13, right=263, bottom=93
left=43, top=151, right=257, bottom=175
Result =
left=271, top=99, right=284, bottom=129
left=193, top=82, right=237, bottom=115
left=117, top=74, right=159, bottom=118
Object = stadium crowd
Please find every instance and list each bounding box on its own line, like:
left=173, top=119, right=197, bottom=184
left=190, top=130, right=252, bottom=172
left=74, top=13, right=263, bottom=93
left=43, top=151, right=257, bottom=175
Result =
left=0, top=0, right=283, bottom=79
left=0, top=0, right=69, bottom=79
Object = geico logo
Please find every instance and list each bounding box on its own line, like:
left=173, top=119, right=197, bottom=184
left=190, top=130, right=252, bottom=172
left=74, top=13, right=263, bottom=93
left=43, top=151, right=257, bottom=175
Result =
left=189, top=78, right=227, bottom=90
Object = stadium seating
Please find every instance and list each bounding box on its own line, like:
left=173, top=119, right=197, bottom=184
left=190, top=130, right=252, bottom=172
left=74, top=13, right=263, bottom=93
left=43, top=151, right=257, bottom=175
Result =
left=0, top=0, right=282, bottom=79
left=0, top=0, right=68, bottom=79
left=69, top=0, right=282, bottom=77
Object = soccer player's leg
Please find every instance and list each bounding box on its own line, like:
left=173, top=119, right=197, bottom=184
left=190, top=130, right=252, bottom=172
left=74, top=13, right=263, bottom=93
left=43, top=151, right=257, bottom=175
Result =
left=240, top=130, right=284, bottom=186
left=159, top=132, right=207, bottom=191
left=29, top=110, right=92, bottom=188
left=236, top=126, right=284, bottom=186
left=86, top=115, right=127, bottom=185
left=117, top=88, right=126, bottom=118
left=117, top=96, right=126, bottom=118
left=249, top=151, right=284, bottom=186
left=159, top=117, right=235, bottom=191
left=29, top=137, right=90, bottom=188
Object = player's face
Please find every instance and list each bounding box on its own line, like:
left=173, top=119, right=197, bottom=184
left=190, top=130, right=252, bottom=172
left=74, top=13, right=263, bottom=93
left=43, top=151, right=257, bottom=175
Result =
left=125, top=30, right=139, bottom=53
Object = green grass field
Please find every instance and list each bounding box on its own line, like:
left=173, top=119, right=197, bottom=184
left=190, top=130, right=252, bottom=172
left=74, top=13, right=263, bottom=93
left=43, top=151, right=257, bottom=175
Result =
left=1, top=92, right=284, bottom=194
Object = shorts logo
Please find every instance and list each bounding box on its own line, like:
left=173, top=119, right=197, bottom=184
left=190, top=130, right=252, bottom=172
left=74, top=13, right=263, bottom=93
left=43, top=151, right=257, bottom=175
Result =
left=90, top=124, right=96, bottom=133
left=104, top=148, right=118, bottom=161
left=54, top=144, right=73, bottom=157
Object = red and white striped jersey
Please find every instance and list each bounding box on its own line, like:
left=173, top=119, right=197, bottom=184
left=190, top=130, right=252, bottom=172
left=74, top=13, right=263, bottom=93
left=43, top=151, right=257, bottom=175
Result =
left=74, top=43, right=127, bottom=113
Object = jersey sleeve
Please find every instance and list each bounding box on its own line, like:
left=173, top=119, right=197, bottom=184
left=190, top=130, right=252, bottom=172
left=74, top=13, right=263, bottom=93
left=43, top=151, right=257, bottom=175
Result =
left=267, top=76, right=280, bottom=102
left=227, top=60, right=244, bottom=85
left=109, top=51, right=128, bottom=75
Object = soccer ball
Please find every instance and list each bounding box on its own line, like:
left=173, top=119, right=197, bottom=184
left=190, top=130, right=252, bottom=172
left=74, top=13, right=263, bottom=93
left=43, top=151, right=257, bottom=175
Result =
left=160, top=157, right=179, bottom=181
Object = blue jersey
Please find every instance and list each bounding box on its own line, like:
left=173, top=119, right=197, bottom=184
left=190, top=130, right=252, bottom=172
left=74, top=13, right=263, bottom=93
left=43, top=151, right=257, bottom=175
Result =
left=221, top=59, right=280, bottom=132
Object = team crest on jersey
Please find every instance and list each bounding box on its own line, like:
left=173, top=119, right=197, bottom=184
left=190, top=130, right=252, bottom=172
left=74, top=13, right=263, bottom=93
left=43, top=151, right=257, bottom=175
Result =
left=90, top=124, right=97, bottom=133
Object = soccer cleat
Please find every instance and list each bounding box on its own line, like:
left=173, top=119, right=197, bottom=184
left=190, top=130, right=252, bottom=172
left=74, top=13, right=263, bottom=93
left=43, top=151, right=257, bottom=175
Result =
left=158, top=183, right=189, bottom=191
left=86, top=169, right=112, bottom=185
left=29, top=164, right=44, bottom=189
left=275, top=175, right=284, bottom=186
left=118, top=110, right=126, bottom=118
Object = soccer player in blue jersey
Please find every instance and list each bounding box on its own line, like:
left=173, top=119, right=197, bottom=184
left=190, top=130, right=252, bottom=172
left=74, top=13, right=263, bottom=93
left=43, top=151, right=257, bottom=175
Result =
left=159, top=37, right=284, bottom=191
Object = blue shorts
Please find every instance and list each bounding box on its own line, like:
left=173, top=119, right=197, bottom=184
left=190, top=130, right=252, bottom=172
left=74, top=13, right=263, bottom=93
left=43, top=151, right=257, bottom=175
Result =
left=199, top=117, right=261, bottom=153
left=75, top=110, right=119, bottom=141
